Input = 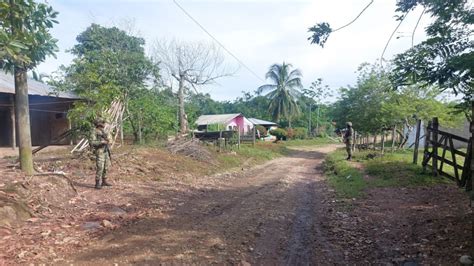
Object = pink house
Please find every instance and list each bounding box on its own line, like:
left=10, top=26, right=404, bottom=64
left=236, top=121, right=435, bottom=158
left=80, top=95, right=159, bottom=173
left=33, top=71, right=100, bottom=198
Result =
left=195, top=113, right=254, bottom=134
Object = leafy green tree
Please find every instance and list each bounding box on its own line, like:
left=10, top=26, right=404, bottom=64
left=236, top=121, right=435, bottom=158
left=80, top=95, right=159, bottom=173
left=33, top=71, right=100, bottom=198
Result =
left=391, top=0, right=473, bottom=119
left=126, top=88, right=176, bottom=142
left=258, top=62, right=303, bottom=127
left=186, top=92, right=225, bottom=127
left=55, top=24, right=157, bottom=142
left=307, top=0, right=473, bottom=119
left=0, top=0, right=58, bottom=174
left=330, top=63, right=465, bottom=135
left=302, top=78, right=333, bottom=136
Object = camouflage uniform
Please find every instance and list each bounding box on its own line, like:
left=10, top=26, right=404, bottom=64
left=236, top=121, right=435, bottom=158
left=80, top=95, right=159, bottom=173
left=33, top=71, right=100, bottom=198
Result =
left=343, top=122, right=354, bottom=160
left=90, top=119, right=112, bottom=189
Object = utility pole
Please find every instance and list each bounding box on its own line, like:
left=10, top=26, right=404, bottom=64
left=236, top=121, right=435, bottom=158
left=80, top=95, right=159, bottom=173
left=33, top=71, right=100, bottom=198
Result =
left=316, top=104, right=320, bottom=136
left=308, top=103, right=312, bottom=137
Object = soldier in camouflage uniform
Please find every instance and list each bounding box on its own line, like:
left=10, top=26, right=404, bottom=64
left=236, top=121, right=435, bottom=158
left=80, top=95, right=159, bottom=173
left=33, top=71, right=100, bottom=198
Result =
left=90, top=118, right=112, bottom=189
left=343, top=122, right=354, bottom=161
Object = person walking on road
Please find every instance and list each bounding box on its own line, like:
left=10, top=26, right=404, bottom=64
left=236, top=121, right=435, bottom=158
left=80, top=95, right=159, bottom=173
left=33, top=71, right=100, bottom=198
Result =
left=343, top=122, right=354, bottom=161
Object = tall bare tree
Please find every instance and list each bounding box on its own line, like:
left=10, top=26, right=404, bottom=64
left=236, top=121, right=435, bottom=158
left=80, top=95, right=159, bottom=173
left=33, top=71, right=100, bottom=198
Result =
left=151, top=40, right=230, bottom=133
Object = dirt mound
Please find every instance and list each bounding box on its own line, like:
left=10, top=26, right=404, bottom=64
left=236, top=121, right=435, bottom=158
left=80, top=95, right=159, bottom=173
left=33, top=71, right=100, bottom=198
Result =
left=0, top=173, right=77, bottom=228
left=0, top=193, right=32, bottom=227
left=167, top=138, right=216, bottom=164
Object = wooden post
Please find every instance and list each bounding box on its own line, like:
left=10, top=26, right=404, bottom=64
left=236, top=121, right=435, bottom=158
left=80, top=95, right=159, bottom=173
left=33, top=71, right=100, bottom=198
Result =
left=381, top=132, right=385, bottom=155
left=237, top=127, right=240, bottom=149
left=470, top=100, right=474, bottom=191
left=413, top=119, right=422, bottom=164
left=219, top=131, right=223, bottom=152
left=432, top=117, right=439, bottom=176
left=68, top=118, right=73, bottom=145
left=10, top=95, right=16, bottom=149
left=423, top=120, right=432, bottom=171
left=391, top=125, right=396, bottom=152
left=469, top=100, right=474, bottom=259
left=252, top=126, right=256, bottom=147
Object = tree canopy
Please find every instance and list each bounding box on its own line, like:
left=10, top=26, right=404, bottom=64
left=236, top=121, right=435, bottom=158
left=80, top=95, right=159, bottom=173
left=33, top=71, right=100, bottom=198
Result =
left=0, top=0, right=59, bottom=174
left=307, top=0, right=473, bottom=119
left=53, top=24, right=165, bottom=142
left=258, top=62, right=303, bottom=127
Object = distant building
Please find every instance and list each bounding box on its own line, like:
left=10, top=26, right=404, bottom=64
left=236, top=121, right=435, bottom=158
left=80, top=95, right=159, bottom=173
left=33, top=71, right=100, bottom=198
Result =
left=0, top=71, right=80, bottom=147
left=248, top=118, right=278, bottom=131
left=195, top=113, right=254, bottom=134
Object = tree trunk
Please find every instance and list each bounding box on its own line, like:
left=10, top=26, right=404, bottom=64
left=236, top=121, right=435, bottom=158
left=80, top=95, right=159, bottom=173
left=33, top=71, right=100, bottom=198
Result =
left=178, top=75, right=188, bottom=133
left=381, top=132, right=385, bottom=154
left=14, top=68, right=34, bottom=175
left=125, top=104, right=139, bottom=143
left=373, top=133, right=377, bottom=150
left=391, top=125, right=396, bottom=152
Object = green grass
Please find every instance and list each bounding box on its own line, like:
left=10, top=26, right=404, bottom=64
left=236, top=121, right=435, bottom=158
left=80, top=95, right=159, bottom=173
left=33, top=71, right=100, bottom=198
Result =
left=215, top=142, right=289, bottom=171
left=325, top=151, right=366, bottom=198
left=215, top=138, right=333, bottom=171
left=325, top=148, right=453, bottom=199
left=283, top=137, right=337, bottom=147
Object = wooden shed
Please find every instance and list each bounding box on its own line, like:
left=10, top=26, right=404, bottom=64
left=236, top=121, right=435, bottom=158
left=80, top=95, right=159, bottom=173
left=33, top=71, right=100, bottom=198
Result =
left=0, top=71, right=79, bottom=148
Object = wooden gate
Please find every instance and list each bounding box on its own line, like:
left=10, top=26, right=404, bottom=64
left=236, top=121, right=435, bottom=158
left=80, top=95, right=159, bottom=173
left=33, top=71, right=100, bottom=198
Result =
left=421, top=117, right=472, bottom=190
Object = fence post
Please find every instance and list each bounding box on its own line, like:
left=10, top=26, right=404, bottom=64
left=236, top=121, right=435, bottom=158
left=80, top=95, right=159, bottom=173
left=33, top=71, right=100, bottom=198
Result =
left=469, top=100, right=474, bottom=259
left=413, top=119, right=422, bottom=164
left=252, top=126, right=256, bottom=147
left=469, top=100, right=473, bottom=192
left=237, top=126, right=241, bottom=149
left=432, top=117, right=439, bottom=176
left=423, top=120, right=432, bottom=171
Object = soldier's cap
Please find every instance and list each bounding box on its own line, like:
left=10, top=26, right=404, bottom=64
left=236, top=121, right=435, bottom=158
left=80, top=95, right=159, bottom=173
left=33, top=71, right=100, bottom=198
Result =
left=346, top=122, right=352, bottom=127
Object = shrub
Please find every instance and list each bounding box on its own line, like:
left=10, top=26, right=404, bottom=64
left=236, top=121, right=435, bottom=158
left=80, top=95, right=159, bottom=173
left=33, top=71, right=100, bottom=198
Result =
left=269, top=128, right=287, bottom=141
left=286, top=128, right=295, bottom=139
left=293, top=127, right=307, bottom=139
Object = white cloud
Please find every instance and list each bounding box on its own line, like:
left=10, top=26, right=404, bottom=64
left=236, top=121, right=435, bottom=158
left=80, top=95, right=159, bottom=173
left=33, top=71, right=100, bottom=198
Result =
left=37, top=0, right=430, bottom=102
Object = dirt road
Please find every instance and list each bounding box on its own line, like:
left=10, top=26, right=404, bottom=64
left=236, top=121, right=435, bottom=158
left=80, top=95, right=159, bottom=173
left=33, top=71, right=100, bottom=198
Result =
left=67, top=145, right=341, bottom=264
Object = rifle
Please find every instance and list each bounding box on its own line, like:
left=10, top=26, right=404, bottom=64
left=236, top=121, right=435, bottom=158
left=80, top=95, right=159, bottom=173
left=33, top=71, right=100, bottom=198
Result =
left=101, top=132, right=112, bottom=162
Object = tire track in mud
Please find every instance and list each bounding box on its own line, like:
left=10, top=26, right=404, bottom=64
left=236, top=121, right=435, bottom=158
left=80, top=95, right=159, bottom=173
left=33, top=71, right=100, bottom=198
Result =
left=67, top=145, right=342, bottom=264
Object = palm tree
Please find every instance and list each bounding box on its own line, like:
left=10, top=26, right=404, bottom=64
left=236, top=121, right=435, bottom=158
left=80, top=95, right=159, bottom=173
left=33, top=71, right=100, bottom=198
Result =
left=257, top=62, right=303, bottom=128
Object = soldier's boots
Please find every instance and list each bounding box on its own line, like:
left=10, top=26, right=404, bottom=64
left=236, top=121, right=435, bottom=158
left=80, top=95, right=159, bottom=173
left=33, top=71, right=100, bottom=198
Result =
left=95, top=180, right=102, bottom=190
left=102, top=179, right=112, bottom=187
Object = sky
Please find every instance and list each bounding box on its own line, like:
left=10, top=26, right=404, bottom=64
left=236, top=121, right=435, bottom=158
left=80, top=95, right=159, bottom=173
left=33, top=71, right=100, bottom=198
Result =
left=37, top=0, right=430, bottom=102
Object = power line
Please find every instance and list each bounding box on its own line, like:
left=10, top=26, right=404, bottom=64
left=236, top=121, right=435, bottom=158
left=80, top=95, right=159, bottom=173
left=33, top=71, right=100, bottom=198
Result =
left=172, top=0, right=266, bottom=83
left=333, top=0, right=374, bottom=33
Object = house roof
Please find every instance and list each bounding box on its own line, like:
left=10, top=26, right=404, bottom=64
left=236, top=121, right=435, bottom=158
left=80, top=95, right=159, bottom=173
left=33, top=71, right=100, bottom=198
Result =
left=195, top=113, right=242, bottom=126
left=0, top=71, right=78, bottom=99
left=248, top=118, right=278, bottom=126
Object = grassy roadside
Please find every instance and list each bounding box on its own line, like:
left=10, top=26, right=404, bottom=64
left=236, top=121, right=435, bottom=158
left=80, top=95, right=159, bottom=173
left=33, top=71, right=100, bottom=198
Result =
left=215, top=137, right=335, bottom=171
left=324, top=148, right=453, bottom=199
